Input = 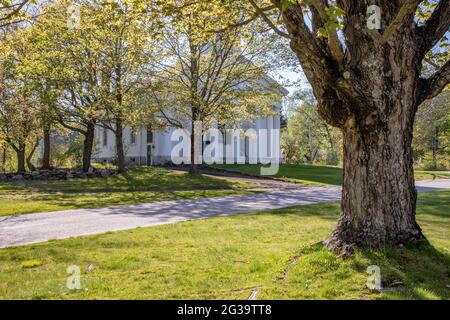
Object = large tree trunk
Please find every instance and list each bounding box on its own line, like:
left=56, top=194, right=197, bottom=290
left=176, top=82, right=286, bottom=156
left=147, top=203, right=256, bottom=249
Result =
left=82, top=123, right=95, bottom=173
left=41, top=126, right=51, bottom=170
left=16, top=143, right=26, bottom=173
left=320, top=36, right=426, bottom=252
left=324, top=114, right=424, bottom=253
left=280, top=4, right=430, bottom=253
left=115, top=118, right=126, bottom=173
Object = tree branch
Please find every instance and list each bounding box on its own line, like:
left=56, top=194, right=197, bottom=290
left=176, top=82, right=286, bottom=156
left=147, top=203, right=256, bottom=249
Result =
left=247, top=0, right=290, bottom=39
left=419, top=0, right=450, bottom=54
left=214, top=4, right=276, bottom=33
left=418, top=60, right=450, bottom=103
left=4, top=136, right=19, bottom=152
left=424, top=57, right=441, bottom=69
left=279, top=2, right=345, bottom=86
left=303, top=0, right=344, bottom=63
left=0, top=0, right=30, bottom=22
left=378, top=0, right=421, bottom=45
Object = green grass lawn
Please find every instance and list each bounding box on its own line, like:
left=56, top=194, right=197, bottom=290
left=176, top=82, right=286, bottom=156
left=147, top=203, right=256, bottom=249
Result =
left=0, top=190, right=448, bottom=300
left=414, top=170, right=450, bottom=181
left=210, top=164, right=450, bottom=186
left=0, top=167, right=251, bottom=216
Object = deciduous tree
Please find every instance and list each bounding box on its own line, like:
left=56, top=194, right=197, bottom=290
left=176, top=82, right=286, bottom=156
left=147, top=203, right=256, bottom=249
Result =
left=414, top=90, right=450, bottom=169
left=0, top=76, right=40, bottom=172
left=95, top=0, right=158, bottom=173
left=151, top=8, right=284, bottom=173
left=0, top=26, right=42, bottom=172
left=32, top=1, right=108, bottom=172
left=171, top=0, right=450, bottom=252
left=282, top=90, right=341, bottom=164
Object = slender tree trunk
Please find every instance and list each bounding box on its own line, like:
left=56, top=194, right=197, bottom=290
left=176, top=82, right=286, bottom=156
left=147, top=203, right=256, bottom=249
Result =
left=16, top=143, right=26, bottom=173
left=41, top=126, right=51, bottom=170
left=189, top=121, right=199, bottom=174
left=325, top=100, right=424, bottom=254
left=1, top=145, right=6, bottom=172
left=188, top=38, right=200, bottom=175
left=431, top=127, right=438, bottom=169
left=26, top=139, right=39, bottom=172
left=307, top=118, right=313, bottom=163
left=113, top=63, right=126, bottom=173
left=82, top=123, right=95, bottom=172
left=115, top=118, right=126, bottom=173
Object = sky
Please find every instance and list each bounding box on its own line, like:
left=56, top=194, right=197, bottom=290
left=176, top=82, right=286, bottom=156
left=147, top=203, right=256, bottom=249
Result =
left=275, top=69, right=310, bottom=96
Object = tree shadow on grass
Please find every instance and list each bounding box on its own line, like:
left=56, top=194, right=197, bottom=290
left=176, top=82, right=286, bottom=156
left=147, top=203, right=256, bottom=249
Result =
left=278, top=241, right=449, bottom=300
left=416, top=190, right=450, bottom=219
left=364, top=241, right=450, bottom=299
left=352, top=241, right=450, bottom=300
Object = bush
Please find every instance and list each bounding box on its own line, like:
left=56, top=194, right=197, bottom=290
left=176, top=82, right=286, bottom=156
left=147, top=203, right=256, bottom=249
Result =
left=414, top=153, right=450, bottom=171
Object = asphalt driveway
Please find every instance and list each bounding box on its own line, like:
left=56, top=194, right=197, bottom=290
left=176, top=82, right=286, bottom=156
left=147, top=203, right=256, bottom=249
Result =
left=0, top=179, right=448, bottom=248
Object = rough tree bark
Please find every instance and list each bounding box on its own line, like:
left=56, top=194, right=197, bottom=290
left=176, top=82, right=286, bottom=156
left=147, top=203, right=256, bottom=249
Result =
left=326, top=105, right=423, bottom=251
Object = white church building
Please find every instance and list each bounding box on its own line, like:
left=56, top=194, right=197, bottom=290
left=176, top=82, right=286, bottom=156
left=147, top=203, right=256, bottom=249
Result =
left=94, top=81, right=288, bottom=166
left=94, top=116, right=282, bottom=166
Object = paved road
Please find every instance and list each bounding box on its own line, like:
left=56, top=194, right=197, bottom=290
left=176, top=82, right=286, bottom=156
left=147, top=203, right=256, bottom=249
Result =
left=415, top=179, right=450, bottom=192
left=0, top=179, right=448, bottom=248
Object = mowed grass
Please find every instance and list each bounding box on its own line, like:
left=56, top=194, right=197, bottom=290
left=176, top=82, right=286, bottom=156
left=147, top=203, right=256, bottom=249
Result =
left=415, top=170, right=450, bottom=182
left=0, top=191, right=448, bottom=300
left=211, top=164, right=450, bottom=186
left=211, top=164, right=343, bottom=185
left=0, top=167, right=251, bottom=216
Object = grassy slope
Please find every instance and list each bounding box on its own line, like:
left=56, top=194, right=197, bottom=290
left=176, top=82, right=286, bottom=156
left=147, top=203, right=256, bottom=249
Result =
left=0, top=167, right=251, bottom=216
left=211, top=164, right=450, bottom=186
left=0, top=191, right=448, bottom=300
